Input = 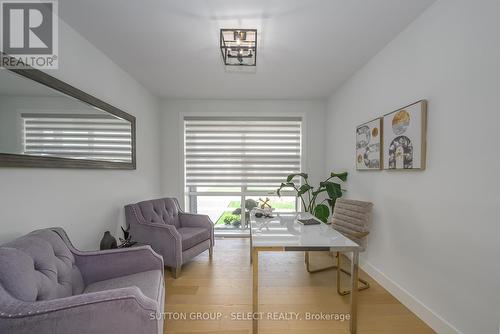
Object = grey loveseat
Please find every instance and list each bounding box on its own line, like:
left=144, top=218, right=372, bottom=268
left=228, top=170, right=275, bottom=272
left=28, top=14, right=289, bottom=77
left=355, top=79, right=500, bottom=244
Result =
left=125, top=198, right=214, bottom=278
left=0, top=228, right=164, bottom=334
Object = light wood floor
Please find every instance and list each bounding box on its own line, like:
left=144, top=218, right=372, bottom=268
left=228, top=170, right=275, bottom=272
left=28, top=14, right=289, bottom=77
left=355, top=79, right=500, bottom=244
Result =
left=164, top=238, right=434, bottom=334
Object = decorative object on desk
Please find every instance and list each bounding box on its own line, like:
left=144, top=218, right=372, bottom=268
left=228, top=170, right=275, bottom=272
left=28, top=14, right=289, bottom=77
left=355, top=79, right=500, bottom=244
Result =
left=277, top=171, right=348, bottom=223
left=99, top=231, right=117, bottom=250
left=297, top=218, right=321, bottom=225
left=252, top=200, right=275, bottom=219
left=253, top=208, right=274, bottom=219
left=232, top=199, right=259, bottom=227
left=258, top=197, right=272, bottom=209
left=383, top=100, right=427, bottom=170
left=356, top=118, right=382, bottom=170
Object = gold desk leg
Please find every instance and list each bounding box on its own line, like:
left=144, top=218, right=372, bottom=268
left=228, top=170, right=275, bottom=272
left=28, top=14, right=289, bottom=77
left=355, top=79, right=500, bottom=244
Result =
left=252, top=247, right=259, bottom=334
left=349, top=250, right=359, bottom=334
left=251, top=247, right=282, bottom=334
left=336, top=252, right=342, bottom=295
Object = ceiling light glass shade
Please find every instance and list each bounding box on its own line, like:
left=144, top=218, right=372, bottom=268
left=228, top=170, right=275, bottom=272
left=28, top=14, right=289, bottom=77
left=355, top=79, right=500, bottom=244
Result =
left=220, top=29, right=257, bottom=66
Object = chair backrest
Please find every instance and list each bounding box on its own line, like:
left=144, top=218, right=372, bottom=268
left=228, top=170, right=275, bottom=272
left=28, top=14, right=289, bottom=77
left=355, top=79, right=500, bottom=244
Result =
left=129, top=198, right=181, bottom=228
left=0, top=229, right=84, bottom=302
left=331, top=198, right=373, bottom=251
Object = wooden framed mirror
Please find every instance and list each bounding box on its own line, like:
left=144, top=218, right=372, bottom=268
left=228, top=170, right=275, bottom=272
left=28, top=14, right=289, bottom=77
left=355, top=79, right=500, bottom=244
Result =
left=0, top=60, right=136, bottom=169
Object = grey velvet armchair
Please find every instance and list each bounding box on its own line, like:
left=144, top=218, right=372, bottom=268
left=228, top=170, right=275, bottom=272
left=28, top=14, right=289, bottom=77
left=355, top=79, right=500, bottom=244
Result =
left=125, top=197, right=214, bottom=278
left=0, top=227, right=164, bottom=334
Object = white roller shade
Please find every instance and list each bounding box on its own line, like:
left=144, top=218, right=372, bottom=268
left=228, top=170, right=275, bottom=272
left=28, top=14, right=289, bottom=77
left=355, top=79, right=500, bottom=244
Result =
left=184, top=117, right=302, bottom=188
left=22, top=113, right=132, bottom=162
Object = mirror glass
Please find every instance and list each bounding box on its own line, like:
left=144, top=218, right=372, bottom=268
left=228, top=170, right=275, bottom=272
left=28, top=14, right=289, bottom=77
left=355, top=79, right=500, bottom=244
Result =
left=0, top=70, right=132, bottom=163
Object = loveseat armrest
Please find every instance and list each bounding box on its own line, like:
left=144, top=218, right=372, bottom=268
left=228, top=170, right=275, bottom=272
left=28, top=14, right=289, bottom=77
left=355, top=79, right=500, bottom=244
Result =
left=0, top=287, right=161, bottom=334
left=74, top=246, right=164, bottom=286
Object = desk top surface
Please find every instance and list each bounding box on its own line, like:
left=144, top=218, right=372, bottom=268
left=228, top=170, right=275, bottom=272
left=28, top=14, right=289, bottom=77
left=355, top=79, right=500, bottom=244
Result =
left=250, top=212, right=359, bottom=250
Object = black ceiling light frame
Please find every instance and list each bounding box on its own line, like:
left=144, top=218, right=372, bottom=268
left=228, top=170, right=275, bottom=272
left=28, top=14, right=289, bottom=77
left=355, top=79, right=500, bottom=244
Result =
left=219, top=29, right=257, bottom=66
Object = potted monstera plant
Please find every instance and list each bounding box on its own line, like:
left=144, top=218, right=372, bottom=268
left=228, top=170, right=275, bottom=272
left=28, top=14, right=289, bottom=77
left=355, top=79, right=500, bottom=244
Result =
left=276, top=171, right=348, bottom=223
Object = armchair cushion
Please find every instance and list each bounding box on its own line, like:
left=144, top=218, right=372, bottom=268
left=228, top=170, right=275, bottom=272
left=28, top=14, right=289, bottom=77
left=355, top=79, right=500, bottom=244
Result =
left=84, top=269, right=163, bottom=303
left=178, top=227, right=211, bottom=251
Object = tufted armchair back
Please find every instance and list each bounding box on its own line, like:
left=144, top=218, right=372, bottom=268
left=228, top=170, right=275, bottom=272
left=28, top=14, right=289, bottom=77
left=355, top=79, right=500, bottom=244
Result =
left=132, top=198, right=181, bottom=228
left=0, top=229, right=84, bottom=302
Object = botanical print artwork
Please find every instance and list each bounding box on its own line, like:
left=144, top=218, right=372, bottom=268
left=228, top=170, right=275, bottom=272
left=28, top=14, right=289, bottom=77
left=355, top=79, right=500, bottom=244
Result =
left=383, top=100, right=427, bottom=170
left=356, top=118, right=382, bottom=170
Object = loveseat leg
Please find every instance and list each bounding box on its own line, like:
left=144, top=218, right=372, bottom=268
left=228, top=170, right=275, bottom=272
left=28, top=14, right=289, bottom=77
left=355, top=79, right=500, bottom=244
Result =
left=172, top=265, right=181, bottom=279
left=209, top=240, right=214, bottom=258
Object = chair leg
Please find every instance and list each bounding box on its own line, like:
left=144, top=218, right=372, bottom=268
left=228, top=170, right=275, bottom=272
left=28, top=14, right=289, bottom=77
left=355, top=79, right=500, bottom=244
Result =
left=305, top=251, right=337, bottom=273
left=336, top=252, right=370, bottom=296
left=209, top=239, right=214, bottom=258
left=171, top=265, right=181, bottom=279
left=305, top=251, right=370, bottom=295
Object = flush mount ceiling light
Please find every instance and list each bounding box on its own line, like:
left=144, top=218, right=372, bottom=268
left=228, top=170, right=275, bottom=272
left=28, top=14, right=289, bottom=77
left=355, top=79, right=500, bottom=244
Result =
left=219, top=29, right=257, bottom=66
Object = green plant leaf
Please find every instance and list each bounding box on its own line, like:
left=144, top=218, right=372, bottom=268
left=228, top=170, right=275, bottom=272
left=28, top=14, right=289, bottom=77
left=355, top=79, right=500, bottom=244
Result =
left=324, top=182, right=342, bottom=199
left=297, top=184, right=311, bottom=196
left=276, top=182, right=295, bottom=197
left=327, top=198, right=338, bottom=210
left=334, top=183, right=343, bottom=197
left=312, top=188, right=326, bottom=196
left=313, top=204, right=330, bottom=223
left=331, top=171, right=348, bottom=182
left=286, top=173, right=308, bottom=182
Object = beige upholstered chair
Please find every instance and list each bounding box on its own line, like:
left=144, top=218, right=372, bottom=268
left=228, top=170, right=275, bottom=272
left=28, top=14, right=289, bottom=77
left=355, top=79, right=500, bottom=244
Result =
left=305, top=198, right=373, bottom=295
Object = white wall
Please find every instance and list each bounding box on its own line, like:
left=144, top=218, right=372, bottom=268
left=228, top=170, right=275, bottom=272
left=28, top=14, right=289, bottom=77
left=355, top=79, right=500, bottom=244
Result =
left=325, top=0, right=500, bottom=333
left=0, top=20, right=161, bottom=249
left=160, top=99, right=326, bottom=206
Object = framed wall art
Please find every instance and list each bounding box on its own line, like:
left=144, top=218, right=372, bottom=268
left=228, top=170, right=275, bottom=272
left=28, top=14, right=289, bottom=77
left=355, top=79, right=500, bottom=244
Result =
left=383, top=100, right=427, bottom=170
left=356, top=118, right=383, bottom=170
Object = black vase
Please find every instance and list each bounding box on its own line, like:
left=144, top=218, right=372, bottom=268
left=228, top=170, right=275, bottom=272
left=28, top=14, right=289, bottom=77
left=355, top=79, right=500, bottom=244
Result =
left=100, top=231, right=117, bottom=250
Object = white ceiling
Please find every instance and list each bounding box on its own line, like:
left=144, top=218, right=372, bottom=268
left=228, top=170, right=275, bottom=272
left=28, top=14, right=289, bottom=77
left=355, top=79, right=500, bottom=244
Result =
left=60, top=0, right=435, bottom=99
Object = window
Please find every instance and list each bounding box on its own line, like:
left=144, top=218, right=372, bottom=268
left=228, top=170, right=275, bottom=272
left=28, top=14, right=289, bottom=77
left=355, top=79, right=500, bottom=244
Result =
left=184, top=116, right=302, bottom=232
left=22, top=113, right=132, bottom=162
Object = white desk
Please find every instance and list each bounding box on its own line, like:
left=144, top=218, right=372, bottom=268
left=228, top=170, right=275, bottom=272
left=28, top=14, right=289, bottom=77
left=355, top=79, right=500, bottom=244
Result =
left=250, top=212, right=360, bottom=334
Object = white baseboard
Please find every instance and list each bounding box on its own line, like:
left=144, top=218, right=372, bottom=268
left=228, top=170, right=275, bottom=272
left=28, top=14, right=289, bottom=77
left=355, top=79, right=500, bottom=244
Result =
left=360, top=259, right=463, bottom=334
